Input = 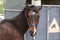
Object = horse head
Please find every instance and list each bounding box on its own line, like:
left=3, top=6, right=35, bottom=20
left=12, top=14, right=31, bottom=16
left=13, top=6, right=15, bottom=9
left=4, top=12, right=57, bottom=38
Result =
left=25, top=3, right=42, bottom=36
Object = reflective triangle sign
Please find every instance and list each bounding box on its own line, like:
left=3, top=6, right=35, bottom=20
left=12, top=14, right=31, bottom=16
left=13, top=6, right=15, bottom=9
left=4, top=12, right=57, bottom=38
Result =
left=48, top=18, right=60, bottom=33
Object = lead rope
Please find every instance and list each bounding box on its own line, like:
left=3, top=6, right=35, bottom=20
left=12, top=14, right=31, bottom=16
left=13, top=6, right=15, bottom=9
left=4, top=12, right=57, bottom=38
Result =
left=32, top=26, right=36, bottom=40
left=32, top=36, right=35, bottom=40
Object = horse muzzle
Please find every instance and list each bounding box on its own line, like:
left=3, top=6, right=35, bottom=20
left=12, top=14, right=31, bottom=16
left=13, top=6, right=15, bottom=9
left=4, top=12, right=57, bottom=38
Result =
left=29, top=26, right=37, bottom=36
left=30, top=31, right=37, bottom=36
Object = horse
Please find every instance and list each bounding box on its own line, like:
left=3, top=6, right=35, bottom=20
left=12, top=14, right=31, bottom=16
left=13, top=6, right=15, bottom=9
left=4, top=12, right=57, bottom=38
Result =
left=0, top=3, right=42, bottom=40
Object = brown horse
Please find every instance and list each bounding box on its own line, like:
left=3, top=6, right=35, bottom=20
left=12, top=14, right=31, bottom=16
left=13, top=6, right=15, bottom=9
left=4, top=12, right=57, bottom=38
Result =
left=0, top=4, right=42, bottom=40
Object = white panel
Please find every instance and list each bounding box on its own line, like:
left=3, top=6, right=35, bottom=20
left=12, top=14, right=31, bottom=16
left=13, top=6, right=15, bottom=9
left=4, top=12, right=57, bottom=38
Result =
left=32, top=0, right=41, bottom=6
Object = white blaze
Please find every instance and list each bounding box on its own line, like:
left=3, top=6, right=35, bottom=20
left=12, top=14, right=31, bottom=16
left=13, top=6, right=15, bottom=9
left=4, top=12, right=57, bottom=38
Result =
left=33, top=27, right=36, bottom=35
left=33, top=12, right=35, bottom=15
left=32, top=12, right=36, bottom=35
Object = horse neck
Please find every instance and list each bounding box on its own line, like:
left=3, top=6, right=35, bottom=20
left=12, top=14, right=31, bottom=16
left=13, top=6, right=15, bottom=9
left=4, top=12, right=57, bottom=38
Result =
left=11, top=11, right=29, bottom=35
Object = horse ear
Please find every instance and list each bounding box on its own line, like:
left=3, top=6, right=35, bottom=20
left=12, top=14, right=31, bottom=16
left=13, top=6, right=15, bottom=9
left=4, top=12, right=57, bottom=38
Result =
left=37, top=5, right=42, bottom=11
left=25, top=3, right=29, bottom=7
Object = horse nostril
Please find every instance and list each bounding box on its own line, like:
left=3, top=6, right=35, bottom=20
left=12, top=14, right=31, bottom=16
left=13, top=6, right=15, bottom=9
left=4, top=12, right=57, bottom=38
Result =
left=29, top=31, right=37, bottom=36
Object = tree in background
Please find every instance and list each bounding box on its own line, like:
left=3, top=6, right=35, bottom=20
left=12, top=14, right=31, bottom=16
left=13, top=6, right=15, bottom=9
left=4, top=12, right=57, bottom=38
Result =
left=0, top=0, right=4, bottom=14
